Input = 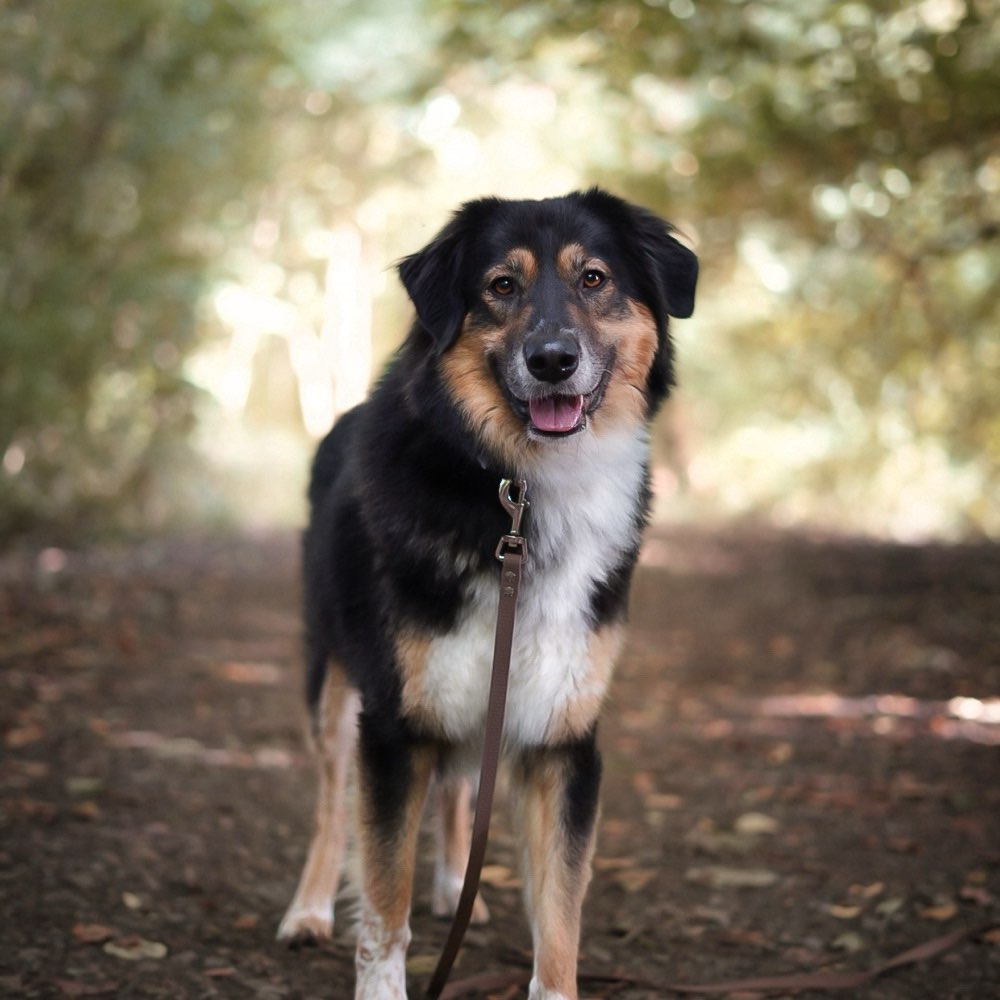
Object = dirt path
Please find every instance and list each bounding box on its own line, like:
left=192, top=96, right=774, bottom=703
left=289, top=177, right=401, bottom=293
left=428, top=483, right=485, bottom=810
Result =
left=1, top=528, right=998, bottom=998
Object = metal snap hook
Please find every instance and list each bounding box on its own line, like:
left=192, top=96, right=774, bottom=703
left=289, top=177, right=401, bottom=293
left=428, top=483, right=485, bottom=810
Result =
left=496, top=478, right=529, bottom=562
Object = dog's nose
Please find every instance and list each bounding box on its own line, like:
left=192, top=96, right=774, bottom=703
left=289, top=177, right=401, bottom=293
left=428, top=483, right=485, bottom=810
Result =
left=523, top=330, right=579, bottom=383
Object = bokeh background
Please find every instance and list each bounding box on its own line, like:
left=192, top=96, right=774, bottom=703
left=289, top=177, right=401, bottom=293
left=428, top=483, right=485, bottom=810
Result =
left=3, top=0, right=998, bottom=544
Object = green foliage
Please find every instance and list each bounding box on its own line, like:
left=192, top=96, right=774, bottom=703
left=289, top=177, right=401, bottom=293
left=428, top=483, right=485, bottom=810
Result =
left=0, top=1, right=288, bottom=537
left=0, top=0, right=442, bottom=539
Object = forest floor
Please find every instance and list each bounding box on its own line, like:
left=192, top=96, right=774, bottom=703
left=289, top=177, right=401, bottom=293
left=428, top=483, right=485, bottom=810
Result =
left=1, top=526, right=998, bottom=999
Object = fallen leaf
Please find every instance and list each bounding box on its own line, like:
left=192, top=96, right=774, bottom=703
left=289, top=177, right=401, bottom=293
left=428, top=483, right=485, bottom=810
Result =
left=719, top=927, right=771, bottom=948
left=982, top=927, right=1000, bottom=945
left=734, top=812, right=779, bottom=836
left=691, top=905, right=731, bottom=927
left=103, top=937, right=168, bottom=961
left=479, top=864, right=520, bottom=889
left=71, top=801, right=101, bottom=821
left=832, top=931, right=864, bottom=953
left=684, top=866, right=780, bottom=889
left=826, top=904, right=863, bottom=920
left=849, top=881, right=885, bottom=899
left=216, top=661, right=284, bottom=685
left=5, top=723, right=44, bottom=748
left=233, top=914, right=259, bottom=929
left=876, top=897, right=905, bottom=917
left=959, top=884, right=994, bottom=906
left=645, top=792, right=683, bottom=811
left=684, top=819, right=756, bottom=856
left=919, top=902, right=958, bottom=921
left=72, top=923, right=115, bottom=945
left=631, top=771, right=655, bottom=795
left=593, top=856, right=636, bottom=872
left=65, top=777, right=104, bottom=797
left=13, top=760, right=50, bottom=779
left=612, top=868, right=657, bottom=893
left=204, top=967, right=236, bottom=978
left=121, top=892, right=142, bottom=911
left=406, top=954, right=440, bottom=975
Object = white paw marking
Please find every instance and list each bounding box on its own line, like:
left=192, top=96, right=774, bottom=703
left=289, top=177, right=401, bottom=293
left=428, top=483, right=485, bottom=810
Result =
left=276, top=903, right=334, bottom=942
left=528, top=980, right=572, bottom=1000
left=355, top=902, right=410, bottom=999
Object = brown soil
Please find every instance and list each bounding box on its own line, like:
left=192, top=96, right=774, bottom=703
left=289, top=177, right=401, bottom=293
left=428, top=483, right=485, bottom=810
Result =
left=1, top=527, right=998, bottom=998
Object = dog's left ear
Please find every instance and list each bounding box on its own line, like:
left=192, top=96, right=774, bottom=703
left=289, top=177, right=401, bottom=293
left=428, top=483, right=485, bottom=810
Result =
left=611, top=197, right=698, bottom=409
left=397, top=211, right=475, bottom=354
left=632, top=207, right=698, bottom=319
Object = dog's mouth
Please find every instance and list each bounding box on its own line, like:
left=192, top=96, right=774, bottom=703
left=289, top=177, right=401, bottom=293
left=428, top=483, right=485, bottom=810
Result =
left=527, top=394, right=586, bottom=435
left=507, top=367, right=612, bottom=438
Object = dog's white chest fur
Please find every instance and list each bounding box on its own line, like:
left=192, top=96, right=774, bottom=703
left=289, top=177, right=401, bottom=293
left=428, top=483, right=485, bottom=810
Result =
left=415, top=427, right=648, bottom=746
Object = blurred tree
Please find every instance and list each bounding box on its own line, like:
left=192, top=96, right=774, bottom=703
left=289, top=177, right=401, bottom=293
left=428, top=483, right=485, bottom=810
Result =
left=0, top=1, right=288, bottom=536
left=0, top=0, right=440, bottom=539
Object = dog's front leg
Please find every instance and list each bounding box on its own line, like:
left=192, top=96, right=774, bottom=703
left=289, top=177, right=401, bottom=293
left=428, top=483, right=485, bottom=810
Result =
left=355, top=714, right=434, bottom=1000
left=512, top=733, right=602, bottom=1000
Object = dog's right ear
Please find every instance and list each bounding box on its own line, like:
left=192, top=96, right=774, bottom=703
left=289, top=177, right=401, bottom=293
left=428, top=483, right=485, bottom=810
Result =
left=397, top=216, right=470, bottom=355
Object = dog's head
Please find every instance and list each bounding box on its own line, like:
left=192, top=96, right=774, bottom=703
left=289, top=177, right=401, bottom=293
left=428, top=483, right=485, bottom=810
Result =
left=398, top=189, right=697, bottom=464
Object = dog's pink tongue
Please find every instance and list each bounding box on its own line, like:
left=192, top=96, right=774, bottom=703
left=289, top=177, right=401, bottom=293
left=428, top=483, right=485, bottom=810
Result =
left=528, top=395, right=584, bottom=433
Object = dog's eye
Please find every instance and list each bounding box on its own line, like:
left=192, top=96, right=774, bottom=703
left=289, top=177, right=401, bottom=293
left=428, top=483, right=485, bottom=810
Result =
left=490, top=276, right=516, bottom=297
left=581, top=269, right=606, bottom=290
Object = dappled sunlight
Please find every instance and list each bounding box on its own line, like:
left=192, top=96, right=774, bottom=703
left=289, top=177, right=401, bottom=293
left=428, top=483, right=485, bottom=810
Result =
left=106, top=728, right=302, bottom=771
left=754, top=692, right=1000, bottom=745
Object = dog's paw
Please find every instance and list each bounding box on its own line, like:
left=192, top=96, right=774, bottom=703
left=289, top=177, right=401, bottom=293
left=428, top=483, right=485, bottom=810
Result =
left=276, top=904, right=334, bottom=946
left=431, top=879, right=490, bottom=925
left=528, top=980, right=573, bottom=1000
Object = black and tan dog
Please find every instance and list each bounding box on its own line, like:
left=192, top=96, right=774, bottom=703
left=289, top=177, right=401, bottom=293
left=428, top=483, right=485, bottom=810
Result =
left=278, top=190, right=697, bottom=999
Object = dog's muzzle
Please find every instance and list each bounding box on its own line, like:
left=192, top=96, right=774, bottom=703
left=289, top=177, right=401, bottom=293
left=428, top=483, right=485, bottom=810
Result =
left=494, top=330, right=613, bottom=438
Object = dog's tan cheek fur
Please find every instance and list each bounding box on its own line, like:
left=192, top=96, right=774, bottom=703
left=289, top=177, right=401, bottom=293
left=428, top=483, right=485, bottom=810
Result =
left=438, top=322, right=532, bottom=470
left=592, top=300, right=658, bottom=432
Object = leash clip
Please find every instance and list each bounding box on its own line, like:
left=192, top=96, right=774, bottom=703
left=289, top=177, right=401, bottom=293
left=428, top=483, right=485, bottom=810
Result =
left=495, top=478, right=529, bottom=562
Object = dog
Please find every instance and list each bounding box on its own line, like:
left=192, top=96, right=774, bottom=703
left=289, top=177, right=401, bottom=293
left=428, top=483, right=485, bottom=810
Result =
left=277, top=189, right=698, bottom=999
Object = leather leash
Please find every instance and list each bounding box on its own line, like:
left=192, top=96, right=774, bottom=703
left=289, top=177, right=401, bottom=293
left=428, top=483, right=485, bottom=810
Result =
left=425, top=478, right=529, bottom=1000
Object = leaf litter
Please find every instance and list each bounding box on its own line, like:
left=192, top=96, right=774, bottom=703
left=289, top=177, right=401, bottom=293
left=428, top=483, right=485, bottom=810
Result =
left=1, top=529, right=998, bottom=997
